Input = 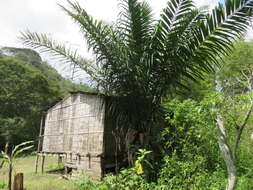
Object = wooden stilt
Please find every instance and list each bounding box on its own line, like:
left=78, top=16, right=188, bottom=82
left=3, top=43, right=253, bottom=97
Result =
left=87, top=153, right=91, bottom=169
left=58, top=155, right=63, bottom=165
left=35, top=155, right=40, bottom=174
left=35, top=115, right=44, bottom=173
left=41, top=156, right=45, bottom=174
left=64, top=166, right=68, bottom=175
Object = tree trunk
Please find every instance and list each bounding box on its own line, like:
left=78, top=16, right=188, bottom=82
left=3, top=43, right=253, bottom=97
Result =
left=8, top=163, right=12, bottom=190
left=232, top=102, right=253, bottom=160
left=217, top=114, right=237, bottom=190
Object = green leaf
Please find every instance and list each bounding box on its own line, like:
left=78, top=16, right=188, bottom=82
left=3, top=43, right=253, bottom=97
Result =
left=13, top=145, right=34, bottom=158
left=11, top=141, right=33, bottom=158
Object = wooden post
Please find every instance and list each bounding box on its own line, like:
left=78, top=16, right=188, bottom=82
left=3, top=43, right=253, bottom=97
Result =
left=87, top=153, right=91, bottom=169
left=64, top=166, right=68, bottom=175
left=58, top=155, right=63, bottom=165
left=41, top=156, right=45, bottom=174
left=13, top=173, right=23, bottom=190
left=35, top=115, right=44, bottom=173
left=35, top=155, right=40, bottom=174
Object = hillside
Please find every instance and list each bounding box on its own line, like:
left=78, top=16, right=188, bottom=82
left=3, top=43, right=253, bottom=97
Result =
left=0, top=46, right=92, bottom=94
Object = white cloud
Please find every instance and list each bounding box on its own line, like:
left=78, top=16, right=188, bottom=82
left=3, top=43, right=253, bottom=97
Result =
left=195, top=0, right=219, bottom=8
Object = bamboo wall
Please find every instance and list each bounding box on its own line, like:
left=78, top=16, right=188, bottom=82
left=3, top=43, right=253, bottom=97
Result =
left=42, top=92, right=105, bottom=177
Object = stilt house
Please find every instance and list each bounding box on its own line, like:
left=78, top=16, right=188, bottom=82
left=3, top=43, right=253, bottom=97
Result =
left=37, top=91, right=119, bottom=178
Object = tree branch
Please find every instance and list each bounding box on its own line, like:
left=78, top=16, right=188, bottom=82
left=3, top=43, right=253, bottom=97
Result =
left=232, top=100, right=253, bottom=160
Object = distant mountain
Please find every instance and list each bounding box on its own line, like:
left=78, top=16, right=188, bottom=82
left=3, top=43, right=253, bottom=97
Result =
left=0, top=47, right=93, bottom=94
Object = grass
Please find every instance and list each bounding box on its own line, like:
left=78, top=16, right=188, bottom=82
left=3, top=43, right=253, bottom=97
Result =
left=0, top=155, right=75, bottom=190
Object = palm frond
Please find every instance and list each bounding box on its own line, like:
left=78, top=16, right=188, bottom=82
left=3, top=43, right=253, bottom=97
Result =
left=13, top=145, right=34, bottom=158
left=151, top=0, right=253, bottom=91
left=187, top=0, right=253, bottom=73
left=148, top=0, right=199, bottom=95
left=0, top=151, right=9, bottom=161
left=59, top=1, right=128, bottom=92
left=20, top=30, right=98, bottom=81
left=59, top=1, right=116, bottom=66
left=118, top=0, right=154, bottom=61
left=158, top=0, right=195, bottom=37
left=11, top=140, right=33, bottom=157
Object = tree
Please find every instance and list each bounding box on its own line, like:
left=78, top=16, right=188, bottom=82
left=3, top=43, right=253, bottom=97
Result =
left=218, top=40, right=253, bottom=94
left=214, top=40, right=253, bottom=190
left=0, top=56, right=61, bottom=147
left=215, top=92, right=253, bottom=190
left=20, top=0, right=253, bottom=184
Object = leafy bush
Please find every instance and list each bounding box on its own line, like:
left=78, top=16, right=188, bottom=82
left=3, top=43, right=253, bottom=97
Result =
left=236, top=175, right=253, bottom=190
left=74, top=172, right=97, bottom=190
left=75, top=97, right=253, bottom=190
left=0, top=183, right=6, bottom=189
left=74, top=150, right=155, bottom=190
left=161, top=98, right=222, bottom=169
left=154, top=98, right=226, bottom=189
left=157, top=154, right=226, bottom=190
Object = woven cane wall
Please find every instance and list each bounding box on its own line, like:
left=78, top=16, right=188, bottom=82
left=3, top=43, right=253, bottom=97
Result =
left=42, top=93, right=105, bottom=159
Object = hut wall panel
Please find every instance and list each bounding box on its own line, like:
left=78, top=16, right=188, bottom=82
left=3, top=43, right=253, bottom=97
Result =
left=42, top=93, right=105, bottom=176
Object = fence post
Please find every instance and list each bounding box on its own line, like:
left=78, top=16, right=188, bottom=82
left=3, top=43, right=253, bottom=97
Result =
left=13, top=173, right=23, bottom=190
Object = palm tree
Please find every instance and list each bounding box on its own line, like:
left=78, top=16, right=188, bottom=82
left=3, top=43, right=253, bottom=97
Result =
left=20, top=0, right=253, bottom=189
left=21, top=0, right=253, bottom=131
left=20, top=0, right=253, bottom=104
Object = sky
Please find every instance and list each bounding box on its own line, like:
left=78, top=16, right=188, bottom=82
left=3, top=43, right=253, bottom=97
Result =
left=0, top=0, right=252, bottom=80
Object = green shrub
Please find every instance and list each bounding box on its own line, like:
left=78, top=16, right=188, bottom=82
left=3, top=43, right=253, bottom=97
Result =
left=73, top=172, right=95, bottom=190
left=74, top=150, right=155, bottom=190
left=75, top=97, right=253, bottom=190
left=235, top=175, right=253, bottom=190
left=0, top=183, right=6, bottom=189
left=157, top=154, right=226, bottom=190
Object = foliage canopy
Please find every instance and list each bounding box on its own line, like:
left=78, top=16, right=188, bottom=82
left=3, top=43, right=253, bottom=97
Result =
left=20, top=0, right=253, bottom=139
